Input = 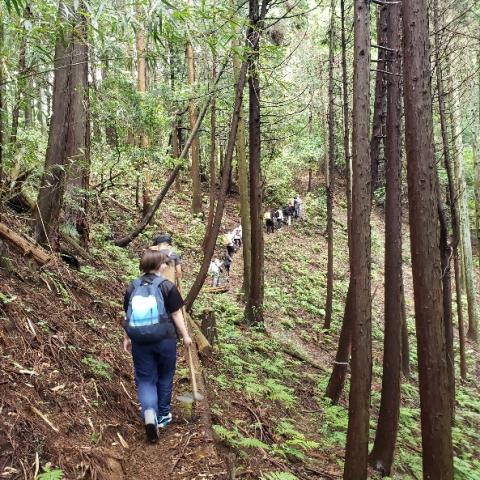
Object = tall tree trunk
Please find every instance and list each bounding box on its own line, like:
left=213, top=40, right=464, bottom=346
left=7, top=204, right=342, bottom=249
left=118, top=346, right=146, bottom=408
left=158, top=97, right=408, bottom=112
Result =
left=370, top=5, right=387, bottom=197
left=343, top=0, right=372, bottom=477
left=38, top=88, right=47, bottom=136
left=205, top=56, right=216, bottom=244
left=400, top=283, right=410, bottom=378
left=324, top=0, right=335, bottom=330
left=473, top=52, right=480, bottom=272
left=10, top=5, right=30, bottom=148
left=187, top=0, right=202, bottom=215
left=449, top=71, right=478, bottom=342
left=169, top=43, right=182, bottom=193
left=341, top=0, right=351, bottom=238
left=402, top=0, right=454, bottom=475
left=433, top=0, right=458, bottom=414
left=325, top=0, right=353, bottom=401
left=62, top=4, right=90, bottom=247
left=184, top=62, right=248, bottom=311
left=454, top=250, right=467, bottom=380
left=173, top=120, right=181, bottom=191
left=245, top=0, right=268, bottom=328
left=368, top=1, right=402, bottom=474
left=325, top=281, right=353, bottom=403
left=437, top=186, right=455, bottom=413
left=136, top=5, right=151, bottom=218
left=34, top=1, right=73, bottom=248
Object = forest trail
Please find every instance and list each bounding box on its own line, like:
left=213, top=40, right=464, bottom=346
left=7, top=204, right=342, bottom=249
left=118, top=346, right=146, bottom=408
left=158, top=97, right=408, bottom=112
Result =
left=1, top=183, right=480, bottom=480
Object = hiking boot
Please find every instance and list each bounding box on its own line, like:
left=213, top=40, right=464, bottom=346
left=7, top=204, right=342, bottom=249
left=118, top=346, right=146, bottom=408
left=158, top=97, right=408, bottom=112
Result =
left=157, top=412, right=172, bottom=428
left=144, top=408, right=159, bottom=442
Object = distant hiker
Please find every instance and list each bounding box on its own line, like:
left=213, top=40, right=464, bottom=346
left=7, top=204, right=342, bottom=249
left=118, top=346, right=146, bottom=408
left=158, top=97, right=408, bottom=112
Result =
left=233, top=226, right=242, bottom=249
left=265, top=210, right=274, bottom=234
left=151, top=233, right=182, bottom=286
left=122, top=249, right=192, bottom=443
left=208, top=255, right=222, bottom=287
left=294, top=195, right=302, bottom=218
left=288, top=198, right=296, bottom=222
left=222, top=252, right=233, bottom=281
left=275, top=208, right=283, bottom=230
left=227, top=234, right=236, bottom=257
left=283, top=205, right=292, bottom=226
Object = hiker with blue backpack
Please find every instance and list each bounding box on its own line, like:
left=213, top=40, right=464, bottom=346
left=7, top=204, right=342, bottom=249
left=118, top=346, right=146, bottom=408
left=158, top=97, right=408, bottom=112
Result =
left=122, top=249, right=192, bottom=443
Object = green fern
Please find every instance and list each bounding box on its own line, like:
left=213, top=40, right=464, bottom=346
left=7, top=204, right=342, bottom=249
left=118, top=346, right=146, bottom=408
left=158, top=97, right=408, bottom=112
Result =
left=37, top=466, right=64, bottom=480
left=260, top=472, right=299, bottom=480
left=238, top=437, right=269, bottom=449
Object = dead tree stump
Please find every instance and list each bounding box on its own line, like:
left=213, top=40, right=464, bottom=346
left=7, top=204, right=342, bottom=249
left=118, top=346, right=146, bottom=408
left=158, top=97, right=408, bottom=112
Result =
left=201, top=309, right=217, bottom=348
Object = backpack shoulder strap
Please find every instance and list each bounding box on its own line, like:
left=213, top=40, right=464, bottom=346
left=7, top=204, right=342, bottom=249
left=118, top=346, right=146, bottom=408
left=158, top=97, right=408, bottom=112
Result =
left=151, top=276, right=166, bottom=287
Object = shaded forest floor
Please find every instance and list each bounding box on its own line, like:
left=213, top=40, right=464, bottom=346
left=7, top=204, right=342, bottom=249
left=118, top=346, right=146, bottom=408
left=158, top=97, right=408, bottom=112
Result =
left=1, top=172, right=480, bottom=479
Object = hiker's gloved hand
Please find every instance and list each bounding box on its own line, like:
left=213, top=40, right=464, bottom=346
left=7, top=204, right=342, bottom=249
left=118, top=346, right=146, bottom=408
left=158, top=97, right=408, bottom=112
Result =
left=183, top=335, right=193, bottom=348
left=123, top=337, right=132, bottom=355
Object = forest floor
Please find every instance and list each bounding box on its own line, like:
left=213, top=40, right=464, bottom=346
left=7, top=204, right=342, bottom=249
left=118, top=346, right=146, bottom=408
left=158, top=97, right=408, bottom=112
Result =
left=1, top=173, right=480, bottom=480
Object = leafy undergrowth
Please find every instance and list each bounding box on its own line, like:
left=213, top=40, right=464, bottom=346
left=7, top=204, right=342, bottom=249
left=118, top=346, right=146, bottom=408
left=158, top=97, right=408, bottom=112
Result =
left=1, top=175, right=480, bottom=479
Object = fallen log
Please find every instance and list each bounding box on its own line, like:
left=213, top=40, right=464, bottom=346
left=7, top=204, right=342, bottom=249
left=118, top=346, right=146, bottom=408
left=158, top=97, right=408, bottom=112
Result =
left=203, top=286, right=228, bottom=293
left=59, top=232, right=96, bottom=262
left=0, top=222, right=51, bottom=265
left=186, top=312, right=213, bottom=358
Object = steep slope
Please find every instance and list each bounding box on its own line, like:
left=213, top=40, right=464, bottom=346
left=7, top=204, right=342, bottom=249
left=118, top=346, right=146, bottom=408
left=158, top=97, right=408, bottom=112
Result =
left=1, top=175, right=480, bottom=480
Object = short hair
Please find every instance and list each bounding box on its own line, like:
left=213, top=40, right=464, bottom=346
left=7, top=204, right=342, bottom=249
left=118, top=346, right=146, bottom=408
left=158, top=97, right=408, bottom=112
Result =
left=152, top=233, right=172, bottom=246
left=140, top=249, right=170, bottom=273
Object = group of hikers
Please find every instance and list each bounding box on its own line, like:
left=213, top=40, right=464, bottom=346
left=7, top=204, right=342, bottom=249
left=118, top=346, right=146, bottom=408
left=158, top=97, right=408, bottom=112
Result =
left=122, top=195, right=302, bottom=443
left=208, top=225, right=242, bottom=287
left=265, top=194, right=302, bottom=234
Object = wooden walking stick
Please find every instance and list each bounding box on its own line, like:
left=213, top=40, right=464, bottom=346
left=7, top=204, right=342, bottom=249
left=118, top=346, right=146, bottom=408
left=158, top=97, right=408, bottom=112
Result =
left=177, top=279, right=204, bottom=402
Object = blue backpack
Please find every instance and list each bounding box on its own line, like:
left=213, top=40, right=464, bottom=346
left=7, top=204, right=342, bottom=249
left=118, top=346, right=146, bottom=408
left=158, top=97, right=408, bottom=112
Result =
left=123, top=276, right=172, bottom=343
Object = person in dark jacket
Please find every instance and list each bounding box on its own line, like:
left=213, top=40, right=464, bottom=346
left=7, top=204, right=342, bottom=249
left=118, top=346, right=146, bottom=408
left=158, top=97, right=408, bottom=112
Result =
left=123, top=249, right=192, bottom=443
left=151, top=233, right=182, bottom=286
left=222, top=252, right=233, bottom=281
left=265, top=210, right=274, bottom=234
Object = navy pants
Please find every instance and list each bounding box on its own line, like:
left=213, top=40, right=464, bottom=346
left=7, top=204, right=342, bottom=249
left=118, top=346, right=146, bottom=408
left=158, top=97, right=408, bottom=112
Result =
left=131, top=338, right=177, bottom=418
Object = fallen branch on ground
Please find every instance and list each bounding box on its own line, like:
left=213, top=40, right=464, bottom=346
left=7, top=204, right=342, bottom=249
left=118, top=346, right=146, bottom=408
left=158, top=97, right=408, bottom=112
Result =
left=0, top=222, right=51, bottom=265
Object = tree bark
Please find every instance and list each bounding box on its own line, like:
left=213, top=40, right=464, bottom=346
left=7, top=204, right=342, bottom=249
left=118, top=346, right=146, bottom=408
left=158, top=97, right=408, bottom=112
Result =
left=400, top=283, right=410, bottom=378
left=473, top=48, right=480, bottom=274
left=368, top=0, right=402, bottom=473
left=343, top=0, right=372, bottom=477
left=402, top=0, right=454, bottom=475
left=62, top=4, right=90, bottom=247
left=204, top=55, right=217, bottom=245
left=187, top=0, right=202, bottom=215
left=325, top=280, right=353, bottom=403
left=324, top=0, right=335, bottom=330
left=34, top=1, right=73, bottom=248
left=184, top=62, right=248, bottom=312
left=324, top=0, right=353, bottom=402
left=449, top=70, right=478, bottom=342
left=135, top=6, right=151, bottom=218
left=230, top=0, right=252, bottom=300
left=245, top=0, right=268, bottom=328
left=370, top=5, right=387, bottom=197
left=10, top=5, right=30, bottom=148
left=433, top=0, right=458, bottom=414
left=340, top=0, right=351, bottom=239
